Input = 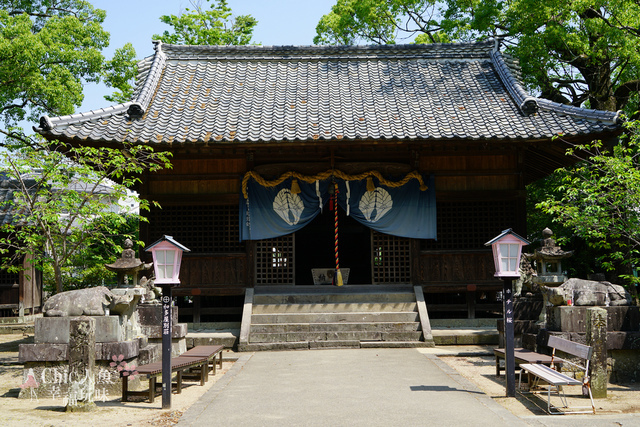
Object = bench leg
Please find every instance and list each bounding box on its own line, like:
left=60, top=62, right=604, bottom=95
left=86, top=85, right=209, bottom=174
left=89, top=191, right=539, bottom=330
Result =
left=176, top=371, right=182, bottom=394
left=149, top=377, right=156, bottom=404
left=495, top=356, right=500, bottom=377
left=121, top=376, right=128, bottom=402
left=200, top=362, right=207, bottom=386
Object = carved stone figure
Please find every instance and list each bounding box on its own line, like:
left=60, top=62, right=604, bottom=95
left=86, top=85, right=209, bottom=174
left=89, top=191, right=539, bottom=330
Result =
left=43, top=286, right=134, bottom=317
left=542, top=278, right=632, bottom=307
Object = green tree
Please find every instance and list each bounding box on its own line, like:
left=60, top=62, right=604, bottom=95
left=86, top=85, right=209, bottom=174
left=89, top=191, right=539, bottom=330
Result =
left=153, top=0, right=257, bottom=46
left=0, top=1, right=163, bottom=293
left=315, top=0, right=640, bottom=115
left=41, top=214, right=140, bottom=292
left=536, top=120, right=640, bottom=299
left=0, top=0, right=137, bottom=131
left=1, top=137, right=172, bottom=293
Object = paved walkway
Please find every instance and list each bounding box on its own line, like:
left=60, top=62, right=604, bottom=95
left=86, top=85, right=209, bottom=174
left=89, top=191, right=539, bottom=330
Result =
left=177, top=348, right=526, bottom=427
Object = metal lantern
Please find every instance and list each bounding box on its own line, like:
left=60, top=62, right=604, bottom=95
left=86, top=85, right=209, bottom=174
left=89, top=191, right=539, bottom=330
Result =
left=485, top=228, right=530, bottom=397
left=485, top=228, right=530, bottom=278
left=145, top=235, right=190, bottom=285
left=144, top=235, right=190, bottom=410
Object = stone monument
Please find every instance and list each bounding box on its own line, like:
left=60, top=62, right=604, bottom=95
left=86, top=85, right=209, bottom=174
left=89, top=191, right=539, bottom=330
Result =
left=18, top=241, right=156, bottom=400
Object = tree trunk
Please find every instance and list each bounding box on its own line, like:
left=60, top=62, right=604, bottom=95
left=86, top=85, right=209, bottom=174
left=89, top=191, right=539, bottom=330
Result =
left=54, top=262, right=64, bottom=294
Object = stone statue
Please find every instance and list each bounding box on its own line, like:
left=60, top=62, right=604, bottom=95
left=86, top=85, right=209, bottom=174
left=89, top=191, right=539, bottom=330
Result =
left=542, top=278, right=632, bottom=307
left=43, top=286, right=134, bottom=317
left=139, top=276, right=161, bottom=304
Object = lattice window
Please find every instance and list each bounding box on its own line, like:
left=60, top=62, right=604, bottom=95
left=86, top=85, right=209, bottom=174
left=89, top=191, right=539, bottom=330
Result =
left=0, top=270, right=19, bottom=287
left=255, top=235, right=295, bottom=285
left=372, top=231, right=411, bottom=284
left=421, top=200, right=519, bottom=251
left=147, top=205, right=244, bottom=253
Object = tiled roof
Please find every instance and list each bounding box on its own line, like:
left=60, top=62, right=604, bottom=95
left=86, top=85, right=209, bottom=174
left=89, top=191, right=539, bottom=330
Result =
left=0, top=174, right=38, bottom=226
left=36, top=41, right=622, bottom=145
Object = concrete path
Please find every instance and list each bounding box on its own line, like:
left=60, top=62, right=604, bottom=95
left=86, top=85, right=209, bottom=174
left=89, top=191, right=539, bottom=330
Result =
left=177, top=348, right=527, bottom=427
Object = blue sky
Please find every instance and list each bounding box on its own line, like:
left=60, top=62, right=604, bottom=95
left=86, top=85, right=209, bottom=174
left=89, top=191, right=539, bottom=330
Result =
left=80, top=0, right=337, bottom=112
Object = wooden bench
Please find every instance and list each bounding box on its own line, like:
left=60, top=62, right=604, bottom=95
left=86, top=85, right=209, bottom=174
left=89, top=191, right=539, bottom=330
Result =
left=519, top=335, right=595, bottom=414
left=121, top=355, right=208, bottom=403
left=180, top=345, right=224, bottom=383
left=494, top=348, right=561, bottom=377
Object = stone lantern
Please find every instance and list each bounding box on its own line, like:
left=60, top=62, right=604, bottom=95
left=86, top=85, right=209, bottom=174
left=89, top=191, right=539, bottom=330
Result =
left=526, top=228, right=573, bottom=324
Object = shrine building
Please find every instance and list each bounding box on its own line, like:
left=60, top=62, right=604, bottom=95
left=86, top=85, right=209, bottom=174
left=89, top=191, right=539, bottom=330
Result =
left=35, top=41, right=622, bottom=348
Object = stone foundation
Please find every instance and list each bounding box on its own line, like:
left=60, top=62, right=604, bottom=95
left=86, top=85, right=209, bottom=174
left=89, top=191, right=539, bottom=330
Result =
left=19, top=358, right=142, bottom=401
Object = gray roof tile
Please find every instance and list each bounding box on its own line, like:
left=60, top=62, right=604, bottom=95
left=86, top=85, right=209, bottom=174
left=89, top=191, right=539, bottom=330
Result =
left=36, top=41, right=622, bottom=145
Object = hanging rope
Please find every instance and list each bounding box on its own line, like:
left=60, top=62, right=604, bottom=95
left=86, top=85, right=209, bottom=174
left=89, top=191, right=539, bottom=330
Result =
left=333, top=181, right=343, bottom=286
left=241, top=169, right=428, bottom=199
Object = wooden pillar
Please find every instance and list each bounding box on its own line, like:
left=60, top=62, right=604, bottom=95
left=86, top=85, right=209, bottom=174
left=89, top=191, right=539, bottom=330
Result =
left=586, top=307, right=608, bottom=398
left=466, top=284, right=477, bottom=319
left=193, top=295, right=202, bottom=324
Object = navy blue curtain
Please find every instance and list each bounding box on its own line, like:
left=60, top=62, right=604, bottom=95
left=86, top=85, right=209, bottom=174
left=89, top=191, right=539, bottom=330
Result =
left=240, top=174, right=436, bottom=241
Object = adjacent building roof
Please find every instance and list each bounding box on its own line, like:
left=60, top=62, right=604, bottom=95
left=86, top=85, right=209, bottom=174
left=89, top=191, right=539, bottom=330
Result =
left=35, top=41, right=622, bottom=145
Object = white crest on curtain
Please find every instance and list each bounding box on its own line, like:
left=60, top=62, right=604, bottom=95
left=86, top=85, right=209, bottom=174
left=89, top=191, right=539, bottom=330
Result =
left=273, top=189, right=304, bottom=225
left=359, top=188, right=393, bottom=222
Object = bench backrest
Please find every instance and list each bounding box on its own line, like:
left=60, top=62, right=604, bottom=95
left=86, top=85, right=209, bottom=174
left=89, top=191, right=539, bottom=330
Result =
left=547, top=335, right=593, bottom=360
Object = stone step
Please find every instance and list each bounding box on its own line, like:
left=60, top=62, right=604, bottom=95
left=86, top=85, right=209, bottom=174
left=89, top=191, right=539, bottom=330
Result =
left=253, top=292, right=416, bottom=305
left=431, top=327, right=499, bottom=346
left=250, top=322, right=421, bottom=334
left=252, top=302, right=418, bottom=314
left=251, top=311, right=420, bottom=324
left=360, top=341, right=434, bottom=348
left=186, top=331, right=240, bottom=349
left=239, top=340, right=361, bottom=351
left=249, top=330, right=423, bottom=343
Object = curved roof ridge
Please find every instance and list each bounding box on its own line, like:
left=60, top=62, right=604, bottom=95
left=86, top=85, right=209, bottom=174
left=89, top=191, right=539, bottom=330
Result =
left=491, top=45, right=622, bottom=124
left=490, top=48, right=538, bottom=116
left=126, top=41, right=167, bottom=118
left=536, top=99, right=622, bottom=124
left=36, top=41, right=168, bottom=131
left=37, top=102, right=134, bottom=131
left=160, top=40, right=495, bottom=59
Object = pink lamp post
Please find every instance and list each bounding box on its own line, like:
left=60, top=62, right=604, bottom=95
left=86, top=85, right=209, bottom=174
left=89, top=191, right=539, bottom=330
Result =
left=485, top=228, right=529, bottom=397
left=145, top=235, right=190, bottom=409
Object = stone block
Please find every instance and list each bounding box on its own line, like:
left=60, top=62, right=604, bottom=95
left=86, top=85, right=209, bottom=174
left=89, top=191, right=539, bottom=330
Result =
left=35, top=317, right=70, bottom=344
left=19, top=343, right=68, bottom=362
left=97, top=340, right=139, bottom=360
left=148, top=337, right=186, bottom=357
left=140, top=322, right=187, bottom=339
left=138, top=344, right=160, bottom=365
left=547, top=306, right=640, bottom=333
left=19, top=360, right=139, bottom=400
left=137, top=304, right=178, bottom=326
left=35, top=316, right=123, bottom=344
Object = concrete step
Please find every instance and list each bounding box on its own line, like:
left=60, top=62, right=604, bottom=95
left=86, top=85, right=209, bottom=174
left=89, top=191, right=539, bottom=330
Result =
left=252, top=302, right=418, bottom=314
left=251, top=311, right=420, bottom=324
left=249, top=330, right=423, bottom=343
left=250, top=322, right=420, bottom=334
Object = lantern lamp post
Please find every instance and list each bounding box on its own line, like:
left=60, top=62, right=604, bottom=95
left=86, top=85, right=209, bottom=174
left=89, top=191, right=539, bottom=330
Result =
left=485, top=228, right=529, bottom=397
left=145, top=235, right=190, bottom=409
